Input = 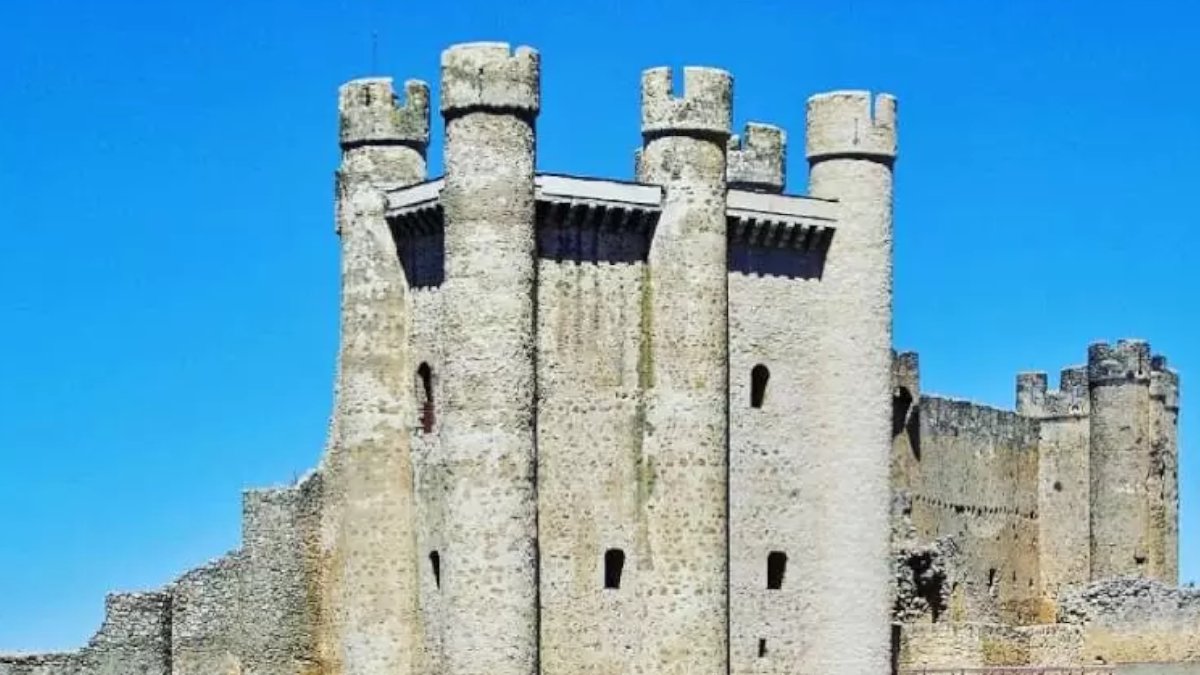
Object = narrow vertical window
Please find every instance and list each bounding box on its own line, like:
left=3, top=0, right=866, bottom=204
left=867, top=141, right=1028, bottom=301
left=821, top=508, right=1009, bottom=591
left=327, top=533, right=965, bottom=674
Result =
left=604, top=548, right=625, bottom=589
left=751, top=364, right=770, bottom=409
left=429, top=551, right=441, bottom=588
left=767, top=551, right=787, bottom=590
left=758, top=638, right=768, bottom=658
left=417, top=362, right=434, bottom=433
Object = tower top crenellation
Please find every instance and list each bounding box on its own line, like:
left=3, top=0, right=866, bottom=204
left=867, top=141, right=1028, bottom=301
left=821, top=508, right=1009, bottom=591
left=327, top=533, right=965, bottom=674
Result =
left=1088, top=339, right=1152, bottom=386
left=1151, top=356, right=1181, bottom=410
left=805, top=90, right=897, bottom=163
left=640, top=66, right=732, bottom=139
left=727, top=123, right=786, bottom=193
left=338, top=78, right=429, bottom=151
left=440, top=42, right=540, bottom=119
left=1017, top=366, right=1089, bottom=418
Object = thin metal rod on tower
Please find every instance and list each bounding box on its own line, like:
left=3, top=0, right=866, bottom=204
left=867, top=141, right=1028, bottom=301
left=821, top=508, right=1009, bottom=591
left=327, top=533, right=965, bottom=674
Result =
left=371, top=30, right=379, bottom=73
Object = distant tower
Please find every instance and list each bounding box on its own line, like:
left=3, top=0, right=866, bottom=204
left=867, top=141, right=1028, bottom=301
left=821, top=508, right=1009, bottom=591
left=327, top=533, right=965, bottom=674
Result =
left=1017, top=367, right=1090, bottom=598
left=438, top=42, right=540, bottom=675
left=326, top=77, right=430, bottom=674
left=804, top=91, right=897, bottom=675
left=1149, top=355, right=1181, bottom=582
left=635, top=65, right=732, bottom=674
left=1087, top=340, right=1153, bottom=579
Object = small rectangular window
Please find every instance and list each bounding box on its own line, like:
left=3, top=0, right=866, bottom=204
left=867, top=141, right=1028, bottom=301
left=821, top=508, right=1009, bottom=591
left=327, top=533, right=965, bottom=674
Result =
left=767, top=551, right=787, bottom=590
left=751, top=365, right=770, bottom=408
left=604, top=549, right=625, bottom=589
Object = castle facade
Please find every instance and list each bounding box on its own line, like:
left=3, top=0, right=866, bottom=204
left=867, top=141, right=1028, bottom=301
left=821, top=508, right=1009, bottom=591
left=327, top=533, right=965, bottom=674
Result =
left=1, top=42, right=1189, bottom=675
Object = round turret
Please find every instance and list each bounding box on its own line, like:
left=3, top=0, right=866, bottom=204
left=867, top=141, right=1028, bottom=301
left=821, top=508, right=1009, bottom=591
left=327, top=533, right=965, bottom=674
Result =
left=634, top=62, right=732, bottom=675
left=328, top=75, right=428, bottom=675
left=805, top=90, right=897, bottom=164
left=437, top=39, right=541, bottom=675
left=799, top=88, right=898, bottom=675
left=1087, top=339, right=1153, bottom=579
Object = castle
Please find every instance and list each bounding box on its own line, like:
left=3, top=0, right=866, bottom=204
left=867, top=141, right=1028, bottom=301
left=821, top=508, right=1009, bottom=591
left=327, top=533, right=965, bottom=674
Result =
left=1, top=42, right=1193, bottom=675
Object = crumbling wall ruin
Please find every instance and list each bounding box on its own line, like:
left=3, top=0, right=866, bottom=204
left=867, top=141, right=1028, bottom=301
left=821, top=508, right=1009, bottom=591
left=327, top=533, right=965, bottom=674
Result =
left=893, top=394, right=1044, bottom=625
left=1059, top=578, right=1200, bottom=664
left=1, top=473, right=322, bottom=675
left=0, top=593, right=172, bottom=675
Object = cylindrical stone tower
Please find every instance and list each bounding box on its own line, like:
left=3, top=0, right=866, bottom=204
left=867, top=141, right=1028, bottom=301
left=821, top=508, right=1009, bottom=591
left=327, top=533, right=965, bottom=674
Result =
left=1087, top=339, right=1152, bottom=579
left=804, top=91, right=896, bottom=675
left=438, top=42, right=540, bottom=675
left=1149, top=355, right=1180, bottom=582
left=324, top=77, right=430, bottom=674
left=635, top=66, right=731, bottom=675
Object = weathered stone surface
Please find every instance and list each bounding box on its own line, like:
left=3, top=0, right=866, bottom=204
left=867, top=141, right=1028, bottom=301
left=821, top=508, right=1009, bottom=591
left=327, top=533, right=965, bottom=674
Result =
left=727, top=123, right=785, bottom=193
left=636, top=62, right=731, bottom=675
left=1059, top=578, right=1200, bottom=663
left=438, top=41, right=540, bottom=675
left=9, top=41, right=1190, bottom=675
left=800, top=88, right=897, bottom=675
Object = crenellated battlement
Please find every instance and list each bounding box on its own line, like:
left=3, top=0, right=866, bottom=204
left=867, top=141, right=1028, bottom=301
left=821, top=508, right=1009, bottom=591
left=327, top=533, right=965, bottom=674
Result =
left=1088, top=339, right=1151, bottom=386
left=338, top=78, right=430, bottom=150
left=1053, top=366, right=1090, bottom=415
left=1151, top=356, right=1181, bottom=410
left=1018, top=367, right=1089, bottom=418
left=805, top=90, right=897, bottom=163
left=1016, top=371, right=1048, bottom=415
left=894, top=351, right=920, bottom=397
left=640, top=66, right=732, bottom=139
left=440, top=42, right=539, bottom=118
left=727, top=123, right=786, bottom=193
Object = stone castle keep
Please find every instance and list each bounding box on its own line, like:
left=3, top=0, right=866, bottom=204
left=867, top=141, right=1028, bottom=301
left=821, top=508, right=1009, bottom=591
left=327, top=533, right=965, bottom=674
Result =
left=2, top=42, right=1194, bottom=675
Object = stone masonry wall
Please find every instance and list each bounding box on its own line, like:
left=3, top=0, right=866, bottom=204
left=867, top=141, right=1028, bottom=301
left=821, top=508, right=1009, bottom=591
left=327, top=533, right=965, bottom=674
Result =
left=899, top=622, right=1084, bottom=669
left=729, top=250, right=825, bottom=671
left=240, top=475, right=323, bottom=675
left=1060, top=578, right=1200, bottom=664
left=900, top=396, right=1044, bottom=625
left=727, top=123, right=844, bottom=674
left=170, top=552, right=242, bottom=675
left=536, top=250, right=649, bottom=674
left=1017, top=367, right=1092, bottom=602
left=1, top=593, right=172, bottom=675
left=1, top=471, right=326, bottom=675
left=408, top=285, right=447, bottom=675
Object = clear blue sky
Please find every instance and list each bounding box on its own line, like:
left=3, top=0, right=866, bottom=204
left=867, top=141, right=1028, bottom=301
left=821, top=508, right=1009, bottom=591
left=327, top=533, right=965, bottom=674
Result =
left=2, top=0, right=1197, bottom=651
